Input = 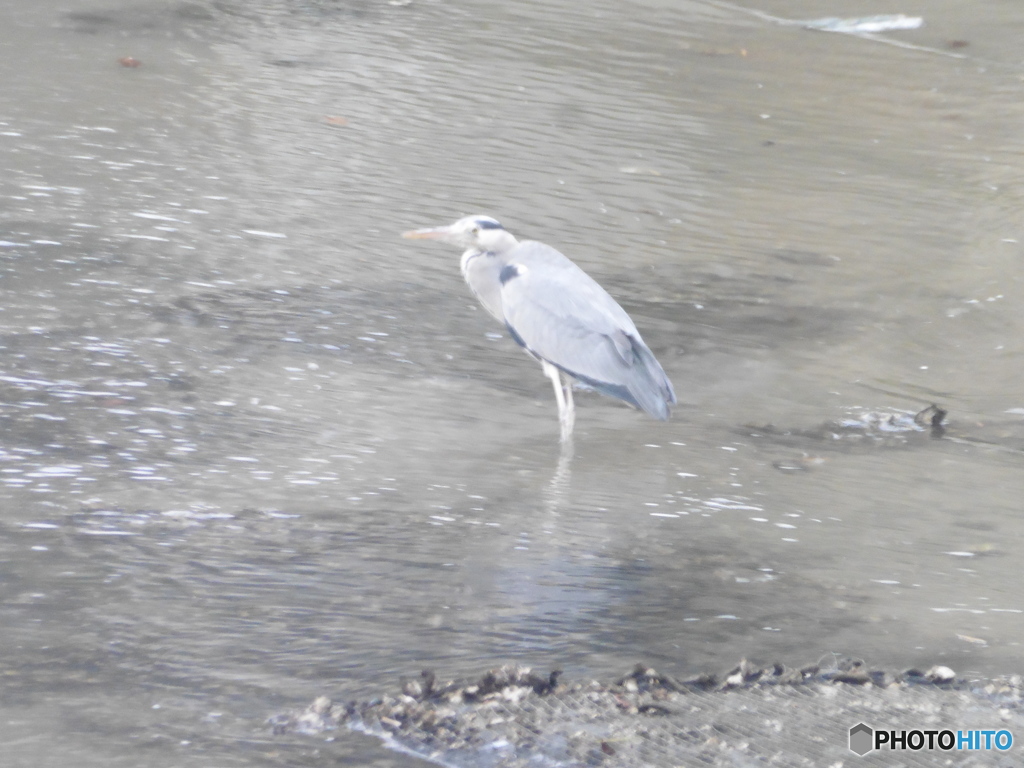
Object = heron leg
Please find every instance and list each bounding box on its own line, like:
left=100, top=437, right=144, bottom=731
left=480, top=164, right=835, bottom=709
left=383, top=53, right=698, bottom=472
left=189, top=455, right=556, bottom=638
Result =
left=541, top=360, right=574, bottom=442
left=561, top=372, right=575, bottom=437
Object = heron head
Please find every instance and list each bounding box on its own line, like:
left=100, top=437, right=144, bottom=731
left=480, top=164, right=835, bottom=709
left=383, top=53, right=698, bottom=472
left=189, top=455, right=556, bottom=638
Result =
left=402, top=215, right=515, bottom=251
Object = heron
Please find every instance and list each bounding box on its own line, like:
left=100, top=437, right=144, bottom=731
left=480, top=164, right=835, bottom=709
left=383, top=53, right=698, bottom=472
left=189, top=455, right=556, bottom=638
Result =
left=402, top=215, right=676, bottom=441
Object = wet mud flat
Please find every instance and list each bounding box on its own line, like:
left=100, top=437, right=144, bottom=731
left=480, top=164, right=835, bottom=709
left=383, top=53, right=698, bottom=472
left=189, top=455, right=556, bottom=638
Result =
left=273, top=660, right=1024, bottom=767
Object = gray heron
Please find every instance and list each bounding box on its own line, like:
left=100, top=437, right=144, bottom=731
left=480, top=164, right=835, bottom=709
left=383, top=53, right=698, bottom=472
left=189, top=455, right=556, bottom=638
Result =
left=402, top=215, right=676, bottom=441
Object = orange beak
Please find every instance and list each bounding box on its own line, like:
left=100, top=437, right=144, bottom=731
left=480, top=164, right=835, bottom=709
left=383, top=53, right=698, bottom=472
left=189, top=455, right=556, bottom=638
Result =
left=401, top=226, right=453, bottom=240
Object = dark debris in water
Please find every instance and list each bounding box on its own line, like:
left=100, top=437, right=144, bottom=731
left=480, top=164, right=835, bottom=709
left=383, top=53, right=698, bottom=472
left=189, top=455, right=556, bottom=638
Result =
left=270, top=659, right=1024, bottom=767
left=913, top=403, right=948, bottom=432
left=754, top=403, right=1024, bottom=466
left=748, top=404, right=950, bottom=465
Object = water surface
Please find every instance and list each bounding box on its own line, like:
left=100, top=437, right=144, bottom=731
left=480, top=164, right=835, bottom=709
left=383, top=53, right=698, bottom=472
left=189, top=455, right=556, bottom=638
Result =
left=2, top=0, right=1024, bottom=765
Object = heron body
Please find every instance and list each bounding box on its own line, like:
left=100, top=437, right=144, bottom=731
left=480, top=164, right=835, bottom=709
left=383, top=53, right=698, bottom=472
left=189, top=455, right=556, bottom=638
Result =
left=402, top=215, right=676, bottom=440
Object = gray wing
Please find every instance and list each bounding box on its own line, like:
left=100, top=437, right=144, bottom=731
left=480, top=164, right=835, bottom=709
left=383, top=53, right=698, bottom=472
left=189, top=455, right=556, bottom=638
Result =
left=499, top=241, right=676, bottom=420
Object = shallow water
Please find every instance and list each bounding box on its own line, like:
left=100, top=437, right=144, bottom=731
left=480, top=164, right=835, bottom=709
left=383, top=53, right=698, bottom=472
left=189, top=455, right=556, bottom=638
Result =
left=2, top=0, right=1024, bottom=765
